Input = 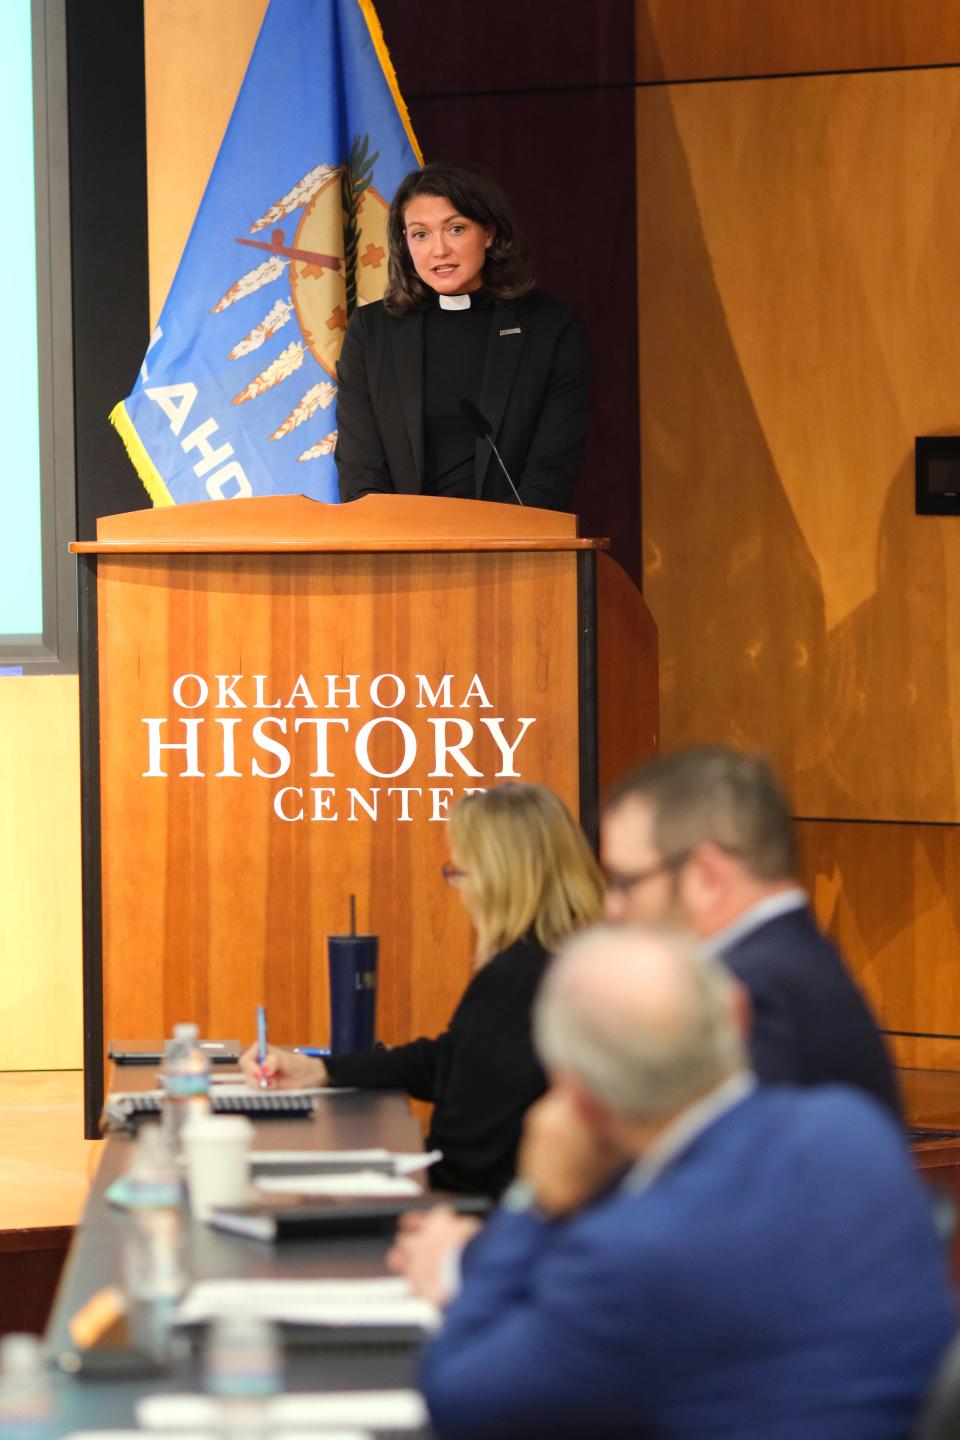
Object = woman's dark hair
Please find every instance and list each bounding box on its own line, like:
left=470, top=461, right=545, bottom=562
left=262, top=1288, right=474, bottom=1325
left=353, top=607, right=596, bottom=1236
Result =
left=383, top=162, right=534, bottom=316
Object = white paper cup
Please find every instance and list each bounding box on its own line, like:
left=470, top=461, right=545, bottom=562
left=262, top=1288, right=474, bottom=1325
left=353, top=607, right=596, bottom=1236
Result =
left=183, top=1114, right=254, bottom=1221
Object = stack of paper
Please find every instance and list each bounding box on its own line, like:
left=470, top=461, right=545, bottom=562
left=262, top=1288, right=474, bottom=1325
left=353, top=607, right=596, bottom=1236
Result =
left=177, top=1276, right=439, bottom=1331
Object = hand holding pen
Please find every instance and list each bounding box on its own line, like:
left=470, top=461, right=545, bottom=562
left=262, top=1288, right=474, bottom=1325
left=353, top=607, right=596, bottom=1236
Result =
left=239, top=1011, right=330, bottom=1091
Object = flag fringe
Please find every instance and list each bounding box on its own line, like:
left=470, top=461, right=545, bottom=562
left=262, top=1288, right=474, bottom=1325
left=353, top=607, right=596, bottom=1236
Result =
left=108, top=401, right=175, bottom=507
left=355, top=0, right=423, bottom=166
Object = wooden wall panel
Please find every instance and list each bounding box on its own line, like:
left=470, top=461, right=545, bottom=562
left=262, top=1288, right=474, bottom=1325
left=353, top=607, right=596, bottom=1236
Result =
left=638, top=67, right=960, bottom=824
left=144, top=0, right=267, bottom=324
left=0, top=679, right=82, bottom=1070
left=636, top=0, right=960, bottom=84
left=798, top=819, right=960, bottom=1071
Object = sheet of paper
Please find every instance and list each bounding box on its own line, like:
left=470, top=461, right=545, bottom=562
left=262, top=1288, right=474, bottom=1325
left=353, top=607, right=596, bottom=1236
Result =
left=67, top=1431, right=220, bottom=1440
left=275, top=1389, right=428, bottom=1430
left=72, top=1433, right=370, bottom=1440
left=254, top=1170, right=421, bottom=1198
left=202, top=1082, right=352, bottom=1099
left=134, top=1399, right=371, bottom=1440
left=177, top=1276, right=438, bottom=1330
left=250, top=1148, right=441, bottom=1176
left=250, top=1148, right=392, bottom=1168
left=137, top=1389, right=424, bottom=1433
left=394, top=1149, right=443, bottom=1176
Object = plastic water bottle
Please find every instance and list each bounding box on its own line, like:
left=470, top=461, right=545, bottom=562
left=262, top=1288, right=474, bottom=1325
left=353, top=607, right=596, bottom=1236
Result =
left=0, top=1335, right=56, bottom=1440
left=124, top=1125, right=183, bottom=1211
left=122, top=1127, right=189, bottom=1363
left=160, top=1023, right=211, bottom=1157
left=123, top=1208, right=188, bottom=1364
left=203, top=1315, right=282, bottom=1438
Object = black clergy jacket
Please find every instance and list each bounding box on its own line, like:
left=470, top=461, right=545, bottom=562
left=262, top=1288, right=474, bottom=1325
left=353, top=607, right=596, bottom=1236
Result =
left=334, top=290, right=590, bottom=512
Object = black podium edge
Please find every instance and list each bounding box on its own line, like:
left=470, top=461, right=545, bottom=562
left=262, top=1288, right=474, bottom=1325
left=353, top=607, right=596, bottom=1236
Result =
left=77, top=554, right=104, bottom=1138
left=577, top=549, right=599, bottom=852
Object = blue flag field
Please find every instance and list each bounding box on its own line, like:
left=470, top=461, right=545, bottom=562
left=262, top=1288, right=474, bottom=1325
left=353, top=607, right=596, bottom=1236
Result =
left=111, top=0, right=421, bottom=506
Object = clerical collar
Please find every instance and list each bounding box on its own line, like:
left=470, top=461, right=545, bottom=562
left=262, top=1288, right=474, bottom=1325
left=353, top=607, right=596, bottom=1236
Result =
left=436, top=290, right=492, bottom=311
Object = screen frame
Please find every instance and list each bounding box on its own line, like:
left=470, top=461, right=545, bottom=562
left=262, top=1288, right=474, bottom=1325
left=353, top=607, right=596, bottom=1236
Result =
left=0, top=0, right=77, bottom=672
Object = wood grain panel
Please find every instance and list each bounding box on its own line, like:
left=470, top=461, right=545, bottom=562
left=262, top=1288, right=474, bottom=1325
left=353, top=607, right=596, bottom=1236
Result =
left=797, top=818, right=960, bottom=1070
left=638, top=67, right=960, bottom=823
left=636, top=0, right=960, bottom=83
left=0, top=679, right=83, bottom=1071
left=597, top=554, right=659, bottom=793
left=96, top=551, right=581, bottom=1060
left=144, top=0, right=267, bottom=324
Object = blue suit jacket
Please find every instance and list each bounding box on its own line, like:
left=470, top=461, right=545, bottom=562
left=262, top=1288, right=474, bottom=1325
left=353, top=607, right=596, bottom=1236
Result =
left=421, top=1087, right=955, bottom=1440
left=722, top=907, right=900, bottom=1114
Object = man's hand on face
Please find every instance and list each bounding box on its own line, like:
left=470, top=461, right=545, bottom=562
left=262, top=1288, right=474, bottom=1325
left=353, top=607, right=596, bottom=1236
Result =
left=518, top=1087, right=628, bottom=1219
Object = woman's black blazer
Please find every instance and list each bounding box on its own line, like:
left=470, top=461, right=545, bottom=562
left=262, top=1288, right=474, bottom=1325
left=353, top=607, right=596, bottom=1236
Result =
left=322, top=935, right=550, bottom=1198
left=334, top=291, right=590, bottom=512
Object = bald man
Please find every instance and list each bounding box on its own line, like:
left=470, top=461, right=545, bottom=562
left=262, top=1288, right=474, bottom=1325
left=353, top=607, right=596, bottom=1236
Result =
left=413, top=925, right=954, bottom=1440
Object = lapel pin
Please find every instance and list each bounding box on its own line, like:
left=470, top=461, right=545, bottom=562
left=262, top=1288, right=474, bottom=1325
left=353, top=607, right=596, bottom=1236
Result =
left=499, top=327, right=522, bottom=336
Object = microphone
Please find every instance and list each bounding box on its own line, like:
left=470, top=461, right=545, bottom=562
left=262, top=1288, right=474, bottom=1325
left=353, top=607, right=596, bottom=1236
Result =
left=459, top=398, right=524, bottom=506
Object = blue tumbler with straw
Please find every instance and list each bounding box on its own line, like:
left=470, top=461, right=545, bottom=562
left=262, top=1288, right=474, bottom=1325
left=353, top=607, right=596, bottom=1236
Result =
left=327, top=895, right=378, bottom=1054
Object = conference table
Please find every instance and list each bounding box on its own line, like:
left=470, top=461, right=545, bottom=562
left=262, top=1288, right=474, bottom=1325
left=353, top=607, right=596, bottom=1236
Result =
left=44, top=1069, right=435, bottom=1437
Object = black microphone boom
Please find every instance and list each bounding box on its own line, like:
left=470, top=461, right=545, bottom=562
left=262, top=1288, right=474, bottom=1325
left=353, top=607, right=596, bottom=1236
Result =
left=459, top=398, right=524, bottom=506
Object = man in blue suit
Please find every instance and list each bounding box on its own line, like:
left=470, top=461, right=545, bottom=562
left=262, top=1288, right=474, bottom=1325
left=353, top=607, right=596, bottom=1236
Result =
left=600, top=746, right=900, bottom=1113
left=417, top=925, right=955, bottom=1440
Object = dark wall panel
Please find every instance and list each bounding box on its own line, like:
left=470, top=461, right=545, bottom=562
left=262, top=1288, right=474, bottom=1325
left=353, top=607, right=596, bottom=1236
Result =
left=378, top=0, right=634, bottom=95
left=66, top=0, right=150, bottom=539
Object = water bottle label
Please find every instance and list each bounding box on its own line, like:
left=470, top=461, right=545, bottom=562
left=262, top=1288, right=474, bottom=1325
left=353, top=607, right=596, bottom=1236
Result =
left=163, top=1074, right=209, bottom=1100
left=125, top=1174, right=183, bottom=1209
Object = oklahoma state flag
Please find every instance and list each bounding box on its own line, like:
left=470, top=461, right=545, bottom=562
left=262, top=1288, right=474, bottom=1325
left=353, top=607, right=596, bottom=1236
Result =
left=111, top=0, right=420, bottom=505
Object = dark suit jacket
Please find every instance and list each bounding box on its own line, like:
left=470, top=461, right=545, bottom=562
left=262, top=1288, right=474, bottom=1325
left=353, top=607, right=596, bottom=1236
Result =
left=323, top=935, right=549, bottom=1197
left=721, top=906, right=900, bottom=1114
left=421, top=1087, right=956, bottom=1440
left=334, top=292, right=589, bottom=511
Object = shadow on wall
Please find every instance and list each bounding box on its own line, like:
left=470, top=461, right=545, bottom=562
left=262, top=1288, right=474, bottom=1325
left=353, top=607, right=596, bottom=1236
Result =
left=639, top=83, right=954, bottom=825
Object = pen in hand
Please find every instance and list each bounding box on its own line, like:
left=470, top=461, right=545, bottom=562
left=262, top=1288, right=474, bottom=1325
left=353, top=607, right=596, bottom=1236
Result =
left=256, top=1004, right=269, bottom=1089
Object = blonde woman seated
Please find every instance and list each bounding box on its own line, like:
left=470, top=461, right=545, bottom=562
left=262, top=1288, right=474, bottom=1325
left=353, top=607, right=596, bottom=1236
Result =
left=240, top=783, right=603, bottom=1198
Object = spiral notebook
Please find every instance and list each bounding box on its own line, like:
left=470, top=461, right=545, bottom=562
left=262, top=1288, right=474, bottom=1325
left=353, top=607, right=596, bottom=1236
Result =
left=104, top=1086, right=323, bottom=1126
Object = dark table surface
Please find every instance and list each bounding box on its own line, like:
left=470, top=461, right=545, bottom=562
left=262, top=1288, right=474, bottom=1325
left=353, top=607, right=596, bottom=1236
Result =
left=45, top=1079, right=432, bottom=1435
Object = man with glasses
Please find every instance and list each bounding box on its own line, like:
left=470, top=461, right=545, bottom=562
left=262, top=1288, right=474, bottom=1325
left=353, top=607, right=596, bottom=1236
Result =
left=600, top=746, right=899, bottom=1111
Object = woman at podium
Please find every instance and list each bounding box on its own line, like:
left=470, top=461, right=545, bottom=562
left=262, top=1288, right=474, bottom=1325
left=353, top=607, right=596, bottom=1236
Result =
left=335, top=163, right=590, bottom=512
left=241, top=783, right=603, bottom=1198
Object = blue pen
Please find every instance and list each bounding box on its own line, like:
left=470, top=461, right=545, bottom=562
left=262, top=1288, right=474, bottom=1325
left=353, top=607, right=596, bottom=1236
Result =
left=256, top=1004, right=268, bottom=1087
left=293, top=1047, right=330, bottom=1058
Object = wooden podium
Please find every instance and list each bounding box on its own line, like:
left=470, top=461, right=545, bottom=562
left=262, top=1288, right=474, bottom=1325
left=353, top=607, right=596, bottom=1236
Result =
left=73, top=496, right=657, bottom=1134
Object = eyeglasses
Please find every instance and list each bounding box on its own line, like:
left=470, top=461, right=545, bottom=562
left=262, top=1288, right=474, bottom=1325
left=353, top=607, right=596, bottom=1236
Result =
left=441, top=862, right=469, bottom=885
left=602, top=851, right=691, bottom=897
